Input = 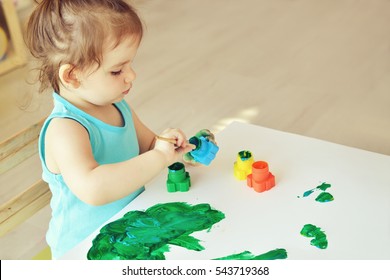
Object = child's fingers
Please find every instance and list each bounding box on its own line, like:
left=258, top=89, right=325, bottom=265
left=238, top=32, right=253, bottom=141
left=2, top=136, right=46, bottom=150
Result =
left=175, top=145, right=194, bottom=155
left=187, top=142, right=196, bottom=150
left=159, top=128, right=196, bottom=152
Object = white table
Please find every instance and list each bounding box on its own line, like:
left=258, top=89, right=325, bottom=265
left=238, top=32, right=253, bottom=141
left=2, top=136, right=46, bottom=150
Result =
left=62, top=122, right=390, bottom=260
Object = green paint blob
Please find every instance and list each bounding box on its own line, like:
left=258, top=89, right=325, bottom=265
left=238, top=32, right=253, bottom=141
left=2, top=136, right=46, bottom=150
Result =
left=298, top=182, right=334, bottom=203
left=300, top=224, right=328, bottom=249
left=302, top=189, right=314, bottom=197
left=315, top=192, right=334, bottom=202
left=317, top=182, right=331, bottom=191
left=214, top=248, right=288, bottom=260
left=87, top=202, right=225, bottom=260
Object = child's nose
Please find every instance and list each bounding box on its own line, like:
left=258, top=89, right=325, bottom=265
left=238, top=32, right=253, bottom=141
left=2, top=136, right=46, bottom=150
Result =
left=124, top=66, right=136, bottom=84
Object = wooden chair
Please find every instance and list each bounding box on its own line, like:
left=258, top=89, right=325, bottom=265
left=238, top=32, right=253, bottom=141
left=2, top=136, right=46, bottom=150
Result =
left=0, top=118, right=52, bottom=258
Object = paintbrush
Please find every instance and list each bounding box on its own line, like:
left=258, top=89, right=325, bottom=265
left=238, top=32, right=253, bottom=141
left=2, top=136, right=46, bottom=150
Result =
left=155, top=135, right=177, bottom=144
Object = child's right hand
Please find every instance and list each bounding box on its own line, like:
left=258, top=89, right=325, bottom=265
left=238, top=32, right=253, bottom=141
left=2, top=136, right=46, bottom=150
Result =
left=154, top=128, right=196, bottom=166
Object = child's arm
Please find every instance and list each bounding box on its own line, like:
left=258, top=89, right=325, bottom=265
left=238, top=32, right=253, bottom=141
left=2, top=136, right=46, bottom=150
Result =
left=131, top=108, right=157, bottom=153
left=44, top=118, right=194, bottom=206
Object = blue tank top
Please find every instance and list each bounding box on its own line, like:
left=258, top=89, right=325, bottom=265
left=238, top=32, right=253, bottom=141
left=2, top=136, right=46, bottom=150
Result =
left=39, top=93, right=144, bottom=259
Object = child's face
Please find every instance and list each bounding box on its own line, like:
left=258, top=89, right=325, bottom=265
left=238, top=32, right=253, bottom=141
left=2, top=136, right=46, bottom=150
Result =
left=76, top=37, right=140, bottom=106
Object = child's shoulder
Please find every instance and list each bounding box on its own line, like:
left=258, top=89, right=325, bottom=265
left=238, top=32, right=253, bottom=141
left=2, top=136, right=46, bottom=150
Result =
left=45, top=117, right=88, bottom=138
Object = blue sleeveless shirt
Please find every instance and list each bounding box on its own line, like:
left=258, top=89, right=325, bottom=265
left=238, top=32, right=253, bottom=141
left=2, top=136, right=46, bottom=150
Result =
left=39, top=93, right=144, bottom=259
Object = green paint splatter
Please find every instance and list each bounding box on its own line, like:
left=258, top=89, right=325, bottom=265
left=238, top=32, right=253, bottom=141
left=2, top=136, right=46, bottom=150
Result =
left=298, top=182, right=334, bottom=203
left=315, top=192, right=334, bottom=202
left=214, top=248, right=287, bottom=260
left=302, top=189, right=315, bottom=197
left=317, top=182, right=331, bottom=192
left=300, top=224, right=328, bottom=249
left=87, top=202, right=225, bottom=260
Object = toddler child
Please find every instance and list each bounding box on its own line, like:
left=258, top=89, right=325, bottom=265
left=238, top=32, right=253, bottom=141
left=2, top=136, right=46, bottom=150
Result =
left=25, top=0, right=195, bottom=259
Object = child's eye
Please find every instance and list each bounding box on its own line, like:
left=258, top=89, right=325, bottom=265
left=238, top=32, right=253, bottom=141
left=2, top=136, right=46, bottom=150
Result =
left=111, top=70, right=122, bottom=76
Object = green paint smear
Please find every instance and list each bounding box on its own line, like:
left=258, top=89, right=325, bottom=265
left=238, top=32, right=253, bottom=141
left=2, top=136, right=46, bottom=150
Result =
left=214, top=248, right=287, bottom=260
left=315, top=192, right=334, bottom=202
left=87, top=202, right=225, bottom=260
left=300, top=224, right=328, bottom=249
left=302, top=189, right=315, bottom=197
left=317, top=182, right=331, bottom=191
left=298, top=182, right=334, bottom=203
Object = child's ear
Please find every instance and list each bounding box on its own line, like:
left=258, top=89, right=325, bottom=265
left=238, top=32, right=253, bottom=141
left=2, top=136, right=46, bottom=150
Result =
left=59, top=64, right=81, bottom=89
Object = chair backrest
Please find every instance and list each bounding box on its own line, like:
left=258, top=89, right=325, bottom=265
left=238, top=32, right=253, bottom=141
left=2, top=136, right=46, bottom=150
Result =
left=0, top=118, right=51, bottom=237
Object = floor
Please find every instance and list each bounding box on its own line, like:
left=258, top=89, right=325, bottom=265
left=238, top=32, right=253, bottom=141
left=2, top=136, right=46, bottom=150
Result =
left=1, top=0, right=390, bottom=259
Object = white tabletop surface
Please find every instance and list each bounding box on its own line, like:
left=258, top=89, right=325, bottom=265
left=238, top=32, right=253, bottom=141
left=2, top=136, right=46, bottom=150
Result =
left=62, top=121, right=390, bottom=260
